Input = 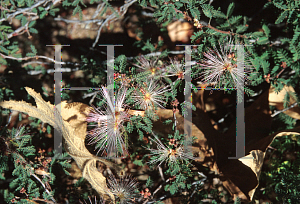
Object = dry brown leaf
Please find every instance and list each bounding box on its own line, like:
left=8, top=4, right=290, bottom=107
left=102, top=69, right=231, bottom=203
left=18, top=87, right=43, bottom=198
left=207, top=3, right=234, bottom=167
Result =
left=167, top=21, right=193, bottom=43
left=269, top=85, right=300, bottom=119
left=0, top=87, right=119, bottom=202
left=238, top=150, right=265, bottom=200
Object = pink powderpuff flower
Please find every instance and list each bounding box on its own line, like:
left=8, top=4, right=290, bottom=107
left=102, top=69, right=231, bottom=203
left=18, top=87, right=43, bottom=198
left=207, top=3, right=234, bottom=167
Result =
left=107, top=174, right=139, bottom=204
left=197, top=39, right=255, bottom=90
left=86, top=86, right=130, bottom=157
left=147, top=134, right=194, bottom=167
left=134, top=56, right=163, bottom=78
left=132, top=80, right=169, bottom=110
left=165, top=57, right=188, bottom=80
left=79, top=196, right=105, bottom=204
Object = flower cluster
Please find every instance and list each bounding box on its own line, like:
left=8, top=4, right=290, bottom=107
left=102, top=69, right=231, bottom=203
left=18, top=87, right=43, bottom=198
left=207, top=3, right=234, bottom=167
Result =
left=79, top=196, right=105, bottom=204
left=197, top=39, right=255, bottom=90
left=134, top=56, right=163, bottom=78
left=165, top=57, right=187, bottom=80
left=147, top=133, right=194, bottom=167
left=107, top=174, right=139, bottom=204
left=132, top=80, right=170, bottom=110
left=86, top=86, right=130, bottom=157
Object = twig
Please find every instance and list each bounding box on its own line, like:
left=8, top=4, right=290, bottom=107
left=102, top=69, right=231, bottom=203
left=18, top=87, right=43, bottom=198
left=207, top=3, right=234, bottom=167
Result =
left=142, top=178, right=171, bottom=204
left=158, top=166, right=165, bottom=181
left=271, top=102, right=298, bottom=117
left=54, top=17, right=104, bottom=25
left=204, top=24, right=247, bottom=38
left=0, top=0, right=62, bottom=44
left=0, top=53, right=65, bottom=65
left=31, top=173, right=56, bottom=203
left=32, top=198, right=55, bottom=204
left=0, top=0, right=45, bottom=23
left=92, top=0, right=138, bottom=48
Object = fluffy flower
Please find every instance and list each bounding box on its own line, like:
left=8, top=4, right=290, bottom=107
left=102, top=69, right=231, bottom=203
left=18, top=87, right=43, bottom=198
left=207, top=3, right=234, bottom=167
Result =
left=197, top=39, right=254, bottom=89
left=147, top=134, right=194, bottom=167
left=107, top=174, right=139, bottom=204
left=165, top=57, right=187, bottom=80
left=132, top=80, right=169, bottom=110
left=86, top=86, right=130, bottom=157
left=134, top=56, right=163, bottom=78
left=79, top=196, right=105, bottom=204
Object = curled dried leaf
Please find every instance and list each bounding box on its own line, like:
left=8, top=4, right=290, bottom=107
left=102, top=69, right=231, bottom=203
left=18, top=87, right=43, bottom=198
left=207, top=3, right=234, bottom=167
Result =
left=0, top=87, right=124, bottom=202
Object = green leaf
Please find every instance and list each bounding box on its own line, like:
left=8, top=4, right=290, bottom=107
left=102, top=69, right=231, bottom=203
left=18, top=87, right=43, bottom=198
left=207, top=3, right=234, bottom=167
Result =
left=260, top=59, right=270, bottom=75
left=21, top=16, right=27, bottom=26
left=283, top=92, right=290, bottom=108
left=26, top=53, right=36, bottom=57
left=257, top=36, right=269, bottom=45
left=262, top=24, right=270, bottom=37
left=201, top=4, right=213, bottom=18
left=38, top=6, right=45, bottom=11
left=40, top=10, right=48, bottom=19
left=30, top=45, right=37, bottom=55
left=236, top=25, right=248, bottom=33
left=47, top=125, right=51, bottom=134
left=133, top=159, right=144, bottom=166
left=15, top=14, right=23, bottom=20
left=0, top=45, right=9, bottom=55
left=29, top=27, right=38, bottom=34
left=227, top=2, right=235, bottom=17
left=228, top=15, right=242, bottom=25
left=28, top=20, right=36, bottom=28
left=275, top=10, right=288, bottom=24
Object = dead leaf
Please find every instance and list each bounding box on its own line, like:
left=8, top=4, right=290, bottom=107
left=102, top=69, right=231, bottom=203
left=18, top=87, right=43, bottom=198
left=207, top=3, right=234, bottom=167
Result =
left=167, top=21, right=193, bottom=43
left=0, top=87, right=120, bottom=202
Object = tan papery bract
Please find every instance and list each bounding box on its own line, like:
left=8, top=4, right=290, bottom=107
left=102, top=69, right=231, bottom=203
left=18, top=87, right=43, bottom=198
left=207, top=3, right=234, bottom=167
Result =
left=0, top=87, right=121, bottom=202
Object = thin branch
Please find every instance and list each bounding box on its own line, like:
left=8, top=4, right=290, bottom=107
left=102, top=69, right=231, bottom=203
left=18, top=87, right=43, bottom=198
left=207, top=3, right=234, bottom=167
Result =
left=23, top=49, right=198, bottom=76
left=32, top=198, right=55, bottom=204
left=0, top=53, right=65, bottom=64
left=158, top=166, right=165, bottom=181
left=0, top=0, right=45, bottom=23
left=271, top=102, right=298, bottom=117
left=142, top=178, right=171, bottom=204
left=54, top=16, right=104, bottom=25
left=31, top=173, right=57, bottom=203
left=92, top=0, right=138, bottom=48
left=0, top=0, right=62, bottom=44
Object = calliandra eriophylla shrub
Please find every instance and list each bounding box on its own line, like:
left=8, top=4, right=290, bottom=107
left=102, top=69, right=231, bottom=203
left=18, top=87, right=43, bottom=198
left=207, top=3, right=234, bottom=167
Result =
left=0, top=0, right=300, bottom=204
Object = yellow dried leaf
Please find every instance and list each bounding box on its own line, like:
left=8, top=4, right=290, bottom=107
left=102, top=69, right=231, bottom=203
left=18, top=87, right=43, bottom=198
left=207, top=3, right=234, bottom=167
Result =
left=0, top=87, right=120, bottom=202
